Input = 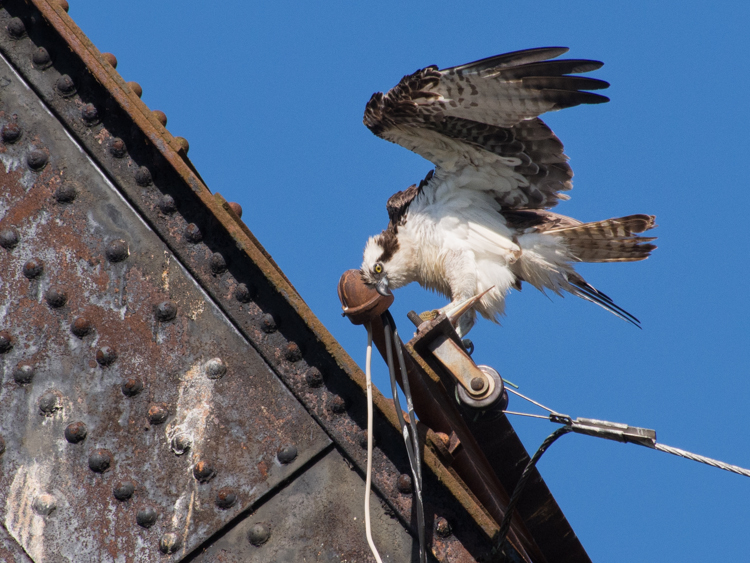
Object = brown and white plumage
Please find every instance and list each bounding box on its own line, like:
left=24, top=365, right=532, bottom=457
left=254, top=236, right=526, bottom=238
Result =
left=360, top=47, right=656, bottom=335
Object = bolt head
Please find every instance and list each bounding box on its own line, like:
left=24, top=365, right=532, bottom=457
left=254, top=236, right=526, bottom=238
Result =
left=159, top=533, right=181, bottom=554
left=88, top=449, right=113, bottom=473
left=210, top=252, right=227, bottom=275
left=45, top=287, right=67, bottom=308
left=305, top=367, right=323, bottom=388
left=13, top=362, right=35, bottom=385
left=134, top=166, right=152, bottom=187
left=260, top=314, right=277, bottom=333
left=284, top=342, right=302, bottom=362
left=22, top=258, right=44, bottom=279
left=64, top=421, right=87, bottom=444
left=158, top=194, right=177, bottom=215
left=435, top=517, right=452, bottom=538
left=155, top=300, right=177, bottom=322
left=95, top=346, right=118, bottom=367
left=27, top=149, right=48, bottom=171
left=277, top=445, right=298, bottom=464
left=109, top=138, right=126, bottom=158
left=248, top=523, right=270, bottom=546
left=170, top=433, right=192, bottom=455
left=205, top=358, right=227, bottom=380
left=38, top=390, right=62, bottom=416
left=147, top=403, right=169, bottom=425
left=55, top=74, right=76, bottom=97
left=184, top=223, right=203, bottom=243
left=1, top=123, right=22, bottom=144
left=215, top=487, right=238, bottom=509
left=71, top=317, right=93, bottom=338
left=193, top=460, right=216, bottom=483
left=121, top=378, right=143, bottom=397
left=32, top=47, right=52, bottom=68
left=105, top=239, right=129, bottom=263
left=397, top=474, right=413, bottom=495
left=33, top=494, right=56, bottom=516
left=470, top=376, right=485, bottom=391
left=7, top=18, right=27, bottom=39
left=81, top=103, right=99, bottom=125
left=0, top=331, right=13, bottom=353
left=54, top=182, right=77, bottom=203
left=113, top=480, right=136, bottom=501
left=329, top=395, right=346, bottom=414
left=136, top=507, right=157, bottom=528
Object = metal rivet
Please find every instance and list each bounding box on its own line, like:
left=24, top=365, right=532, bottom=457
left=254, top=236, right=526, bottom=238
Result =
left=228, top=202, right=243, bottom=218
left=64, top=421, right=87, bottom=444
left=27, top=149, right=48, bottom=170
left=305, top=367, right=323, bottom=388
left=127, top=82, right=143, bottom=98
left=175, top=137, right=189, bottom=154
left=147, top=403, right=169, bottom=425
left=121, top=378, right=143, bottom=397
left=260, top=314, right=277, bottom=333
left=215, top=487, right=237, bottom=509
left=205, top=358, right=227, bottom=380
left=397, top=474, right=413, bottom=495
left=435, top=517, right=452, bottom=538
left=0, top=331, right=13, bottom=354
left=32, top=46, right=52, bottom=69
left=159, top=533, right=181, bottom=554
left=329, top=395, right=346, bottom=414
left=71, top=317, right=93, bottom=338
left=1, top=122, right=22, bottom=144
left=193, top=460, right=216, bottom=483
left=358, top=431, right=376, bottom=450
left=33, top=494, right=56, bottom=516
left=45, top=287, right=67, bottom=308
left=248, top=523, right=270, bottom=546
left=0, top=435, right=5, bottom=456
left=134, top=166, right=152, bottom=187
left=0, top=228, right=19, bottom=249
left=113, top=480, right=136, bottom=501
left=109, top=137, right=126, bottom=158
left=210, top=252, right=227, bottom=275
left=88, top=449, right=113, bottom=473
left=234, top=283, right=253, bottom=303
left=23, top=258, right=44, bottom=279
left=7, top=18, right=26, bottom=40
left=136, top=507, right=157, bottom=528
left=152, top=110, right=167, bottom=126
left=155, top=300, right=177, bottom=322
left=13, top=362, right=34, bottom=385
left=56, top=74, right=76, bottom=97
left=470, top=377, right=484, bottom=391
left=102, top=52, right=117, bottom=68
left=170, top=433, right=191, bottom=455
left=277, top=445, right=298, bottom=464
left=284, top=342, right=302, bottom=362
left=95, top=346, right=118, bottom=367
left=105, top=239, right=128, bottom=263
left=38, top=390, right=62, bottom=416
left=81, top=103, right=99, bottom=126
left=158, top=194, right=176, bottom=215
left=54, top=182, right=77, bottom=203
left=184, top=223, right=202, bottom=243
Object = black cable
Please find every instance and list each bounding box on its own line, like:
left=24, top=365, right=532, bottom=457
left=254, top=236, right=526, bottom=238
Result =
left=493, top=425, right=573, bottom=559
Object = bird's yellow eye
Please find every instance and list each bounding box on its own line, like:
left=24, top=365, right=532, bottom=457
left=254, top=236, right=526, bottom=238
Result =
left=374, top=263, right=383, bottom=274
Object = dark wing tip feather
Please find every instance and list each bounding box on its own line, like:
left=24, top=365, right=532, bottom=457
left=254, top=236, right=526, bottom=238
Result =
left=570, top=277, right=642, bottom=328
left=445, top=47, right=570, bottom=73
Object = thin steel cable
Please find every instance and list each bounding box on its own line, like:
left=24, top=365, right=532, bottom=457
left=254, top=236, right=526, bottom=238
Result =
left=502, top=410, right=551, bottom=420
left=363, top=323, right=384, bottom=563
left=505, top=387, right=558, bottom=414
left=493, top=426, right=572, bottom=560
left=654, top=443, right=750, bottom=478
left=382, top=315, right=427, bottom=563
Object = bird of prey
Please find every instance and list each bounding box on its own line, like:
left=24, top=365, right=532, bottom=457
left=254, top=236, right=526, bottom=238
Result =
left=360, top=47, right=656, bottom=337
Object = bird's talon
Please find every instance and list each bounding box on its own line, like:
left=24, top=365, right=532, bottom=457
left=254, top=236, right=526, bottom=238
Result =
left=462, top=339, right=474, bottom=356
left=418, top=310, right=440, bottom=322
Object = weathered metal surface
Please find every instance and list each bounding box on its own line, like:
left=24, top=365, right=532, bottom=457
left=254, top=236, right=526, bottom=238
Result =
left=0, top=50, right=331, bottom=560
left=0, top=2, right=593, bottom=562
left=188, top=448, right=417, bottom=562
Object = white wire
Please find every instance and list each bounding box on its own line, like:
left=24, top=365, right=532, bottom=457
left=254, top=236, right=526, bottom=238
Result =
left=364, top=323, right=384, bottom=563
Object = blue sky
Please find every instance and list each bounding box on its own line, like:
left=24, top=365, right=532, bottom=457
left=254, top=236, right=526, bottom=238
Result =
left=71, top=1, right=750, bottom=561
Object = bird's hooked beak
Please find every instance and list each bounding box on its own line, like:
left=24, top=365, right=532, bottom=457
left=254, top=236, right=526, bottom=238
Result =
left=375, top=276, right=391, bottom=297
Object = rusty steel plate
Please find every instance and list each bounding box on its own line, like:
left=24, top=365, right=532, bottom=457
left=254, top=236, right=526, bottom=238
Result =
left=0, top=50, right=331, bottom=561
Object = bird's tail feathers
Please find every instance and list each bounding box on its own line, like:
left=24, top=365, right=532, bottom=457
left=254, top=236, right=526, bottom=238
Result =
left=567, top=274, right=641, bottom=328
left=546, top=214, right=657, bottom=263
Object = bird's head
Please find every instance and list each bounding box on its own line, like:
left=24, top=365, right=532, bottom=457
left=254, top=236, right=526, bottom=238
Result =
left=361, top=228, right=411, bottom=296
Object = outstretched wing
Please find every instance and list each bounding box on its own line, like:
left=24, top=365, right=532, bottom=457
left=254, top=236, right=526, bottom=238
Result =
left=363, top=47, right=609, bottom=209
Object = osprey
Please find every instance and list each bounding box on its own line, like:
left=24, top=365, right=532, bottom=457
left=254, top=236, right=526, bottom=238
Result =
left=360, top=47, right=656, bottom=337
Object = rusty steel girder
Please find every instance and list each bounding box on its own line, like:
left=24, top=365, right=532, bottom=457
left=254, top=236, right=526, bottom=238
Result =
left=0, top=1, right=545, bottom=562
